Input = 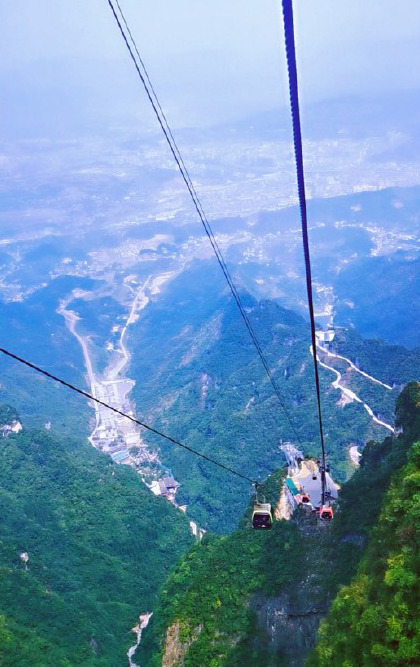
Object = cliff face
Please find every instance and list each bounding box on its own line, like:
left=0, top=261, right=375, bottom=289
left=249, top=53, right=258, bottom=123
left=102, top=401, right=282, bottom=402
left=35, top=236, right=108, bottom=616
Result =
left=252, top=585, right=330, bottom=667
left=249, top=510, right=335, bottom=667
left=308, top=382, right=420, bottom=666
left=138, top=512, right=335, bottom=667
left=161, top=621, right=202, bottom=667
left=137, top=384, right=420, bottom=667
left=148, top=539, right=332, bottom=667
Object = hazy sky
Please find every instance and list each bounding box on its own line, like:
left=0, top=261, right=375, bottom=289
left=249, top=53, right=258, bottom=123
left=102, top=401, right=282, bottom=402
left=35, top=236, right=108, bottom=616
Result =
left=1, top=1, right=420, bottom=134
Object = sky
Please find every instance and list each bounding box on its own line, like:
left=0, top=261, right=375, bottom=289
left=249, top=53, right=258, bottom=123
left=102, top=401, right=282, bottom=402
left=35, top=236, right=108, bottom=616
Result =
left=1, top=0, right=420, bottom=135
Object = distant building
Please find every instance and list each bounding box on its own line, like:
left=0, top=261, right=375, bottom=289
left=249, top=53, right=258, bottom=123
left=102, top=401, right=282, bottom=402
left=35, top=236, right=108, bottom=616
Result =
left=110, top=449, right=131, bottom=464
left=106, top=444, right=125, bottom=454
left=163, top=476, right=177, bottom=491
left=125, top=432, right=142, bottom=447
left=315, top=329, right=335, bottom=344
left=158, top=476, right=178, bottom=498
left=19, top=552, right=29, bottom=570
left=1, top=420, right=22, bottom=438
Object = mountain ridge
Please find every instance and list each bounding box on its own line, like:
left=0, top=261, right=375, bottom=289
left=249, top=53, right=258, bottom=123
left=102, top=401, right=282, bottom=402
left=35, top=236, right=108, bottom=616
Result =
left=136, top=382, right=420, bottom=667
left=0, top=408, right=193, bottom=666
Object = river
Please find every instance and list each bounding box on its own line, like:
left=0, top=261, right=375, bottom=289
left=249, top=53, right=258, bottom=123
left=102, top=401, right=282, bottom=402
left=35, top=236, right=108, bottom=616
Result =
left=127, top=613, right=153, bottom=667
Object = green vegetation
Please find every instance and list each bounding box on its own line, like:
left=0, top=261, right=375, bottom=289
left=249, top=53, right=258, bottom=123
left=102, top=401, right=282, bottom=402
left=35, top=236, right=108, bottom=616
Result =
left=309, top=382, right=420, bottom=666
left=0, top=276, right=96, bottom=439
left=136, top=470, right=304, bottom=667
left=0, top=404, right=19, bottom=425
left=3, top=264, right=419, bottom=665
left=0, top=407, right=193, bottom=666
left=333, top=327, right=420, bottom=388
left=318, top=382, right=420, bottom=596
left=137, top=384, right=420, bottom=667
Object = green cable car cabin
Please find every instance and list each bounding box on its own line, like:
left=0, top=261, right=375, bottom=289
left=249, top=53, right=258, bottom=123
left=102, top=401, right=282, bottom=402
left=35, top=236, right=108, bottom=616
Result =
left=252, top=502, right=273, bottom=530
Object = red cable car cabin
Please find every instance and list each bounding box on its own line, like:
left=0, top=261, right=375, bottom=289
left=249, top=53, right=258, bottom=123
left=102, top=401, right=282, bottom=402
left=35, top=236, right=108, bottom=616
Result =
left=319, top=506, right=334, bottom=521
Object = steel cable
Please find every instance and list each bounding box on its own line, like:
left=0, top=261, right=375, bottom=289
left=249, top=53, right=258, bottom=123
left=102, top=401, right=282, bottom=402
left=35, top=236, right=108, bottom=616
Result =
left=0, top=346, right=256, bottom=485
left=106, top=0, right=302, bottom=446
left=281, top=0, right=327, bottom=504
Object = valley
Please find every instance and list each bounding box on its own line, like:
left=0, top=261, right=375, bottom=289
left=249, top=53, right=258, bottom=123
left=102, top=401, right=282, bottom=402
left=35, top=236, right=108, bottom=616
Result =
left=58, top=270, right=186, bottom=500
left=41, top=252, right=412, bottom=536
left=1, top=91, right=420, bottom=666
left=1, top=121, right=419, bottom=535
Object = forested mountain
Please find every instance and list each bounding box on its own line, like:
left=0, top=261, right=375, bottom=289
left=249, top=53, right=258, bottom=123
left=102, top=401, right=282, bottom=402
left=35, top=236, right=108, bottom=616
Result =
left=136, top=383, right=420, bottom=667
left=2, top=258, right=420, bottom=537
left=308, top=382, right=420, bottom=666
left=0, top=276, right=95, bottom=439
left=128, top=263, right=420, bottom=531
left=2, top=2, right=419, bottom=663
left=0, top=407, right=193, bottom=666
left=2, top=261, right=419, bottom=666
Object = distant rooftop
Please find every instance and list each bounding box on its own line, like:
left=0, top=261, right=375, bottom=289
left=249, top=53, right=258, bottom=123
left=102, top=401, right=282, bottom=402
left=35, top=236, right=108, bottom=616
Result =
left=110, top=450, right=130, bottom=463
left=315, top=330, right=335, bottom=343
left=163, top=476, right=177, bottom=489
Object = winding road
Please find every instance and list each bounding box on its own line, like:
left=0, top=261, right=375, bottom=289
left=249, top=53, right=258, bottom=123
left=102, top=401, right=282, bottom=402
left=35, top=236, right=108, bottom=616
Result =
left=58, top=304, right=97, bottom=391
left=312, top=345, right=395, bottom=434
left=317, top=343, right=392, bottom=390
left=108, top=276, right=152, bottom=381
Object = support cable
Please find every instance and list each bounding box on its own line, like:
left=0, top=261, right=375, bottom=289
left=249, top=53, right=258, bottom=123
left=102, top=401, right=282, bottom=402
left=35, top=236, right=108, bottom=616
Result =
left=0, top=347, right=256, bottom=485
left=281, top=0, right=327, bottom=505
left=106, top=0, right=302, bottom=446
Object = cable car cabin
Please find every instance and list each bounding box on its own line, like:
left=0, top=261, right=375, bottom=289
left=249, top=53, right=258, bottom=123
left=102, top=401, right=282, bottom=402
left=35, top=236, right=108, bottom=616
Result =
left=252, top=502, right=273, bottom=530
left=319, top=506, right=334, bottom=521
left=301, top=495, right=313, bottom=512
